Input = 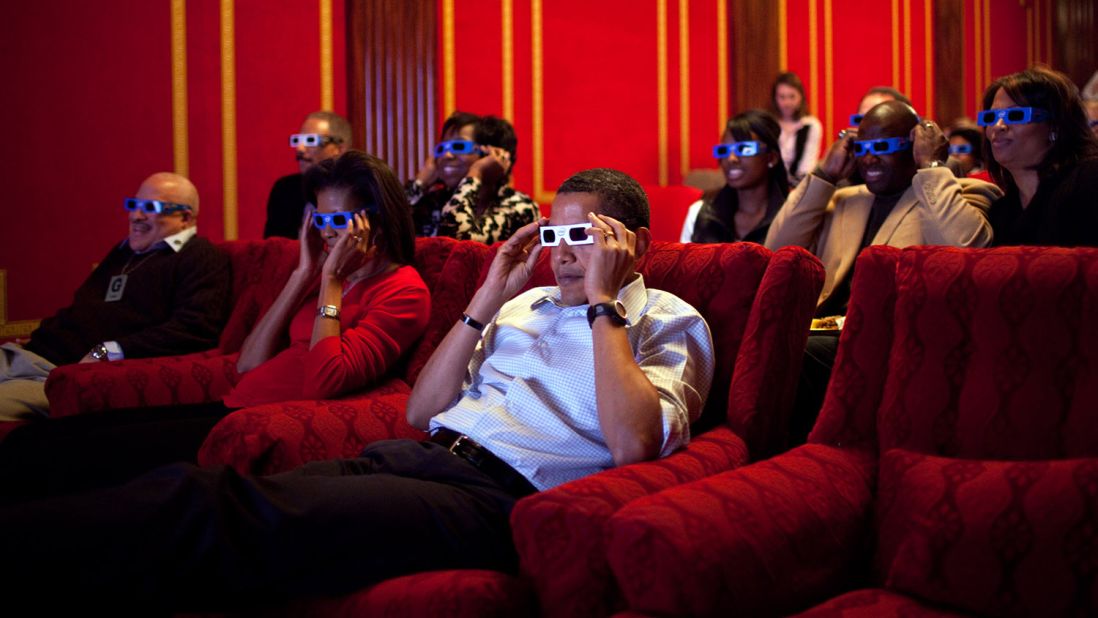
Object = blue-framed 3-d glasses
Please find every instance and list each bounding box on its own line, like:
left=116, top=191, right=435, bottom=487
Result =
left=949, top=143, right=973, bottom=155
left=852, top=137, right=912, bottom=157
left=124, top=198, right=192, bottom=215
left=289, top=133, right=339, bottom=148
left=540, top=223, right=594, bottom=247
left=433, top=140, right=481, bottom=157
left=312, top=211, right=360, bottom=229
left=977, top=107, right=1049, bottom=126
left=712, top=141, right=764, bottom=158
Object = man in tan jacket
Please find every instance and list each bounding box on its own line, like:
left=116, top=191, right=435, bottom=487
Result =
left=765, top=100, right=1002, bottom=316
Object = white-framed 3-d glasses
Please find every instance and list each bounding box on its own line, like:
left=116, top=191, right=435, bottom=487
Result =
left=540, top=223, right=594, bottom=246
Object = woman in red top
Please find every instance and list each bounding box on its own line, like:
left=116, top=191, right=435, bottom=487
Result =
left=0, top=151, right=430, bottom=500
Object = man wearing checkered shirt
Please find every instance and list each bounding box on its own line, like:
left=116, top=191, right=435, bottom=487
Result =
left=0, top=168, right=714, bottom=612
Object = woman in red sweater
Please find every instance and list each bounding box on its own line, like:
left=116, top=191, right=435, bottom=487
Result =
left=0, top=151, right=431, bottom=499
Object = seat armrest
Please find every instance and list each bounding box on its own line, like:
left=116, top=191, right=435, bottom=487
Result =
left=512, top=427, right=748, bottom=618
left=45, top=350, right=237, bottom=417
left=607, top=444, right=876, bottom=616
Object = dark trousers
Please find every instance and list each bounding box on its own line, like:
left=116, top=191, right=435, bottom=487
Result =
left=789, top=334, right=839, bottom=446
left=0, top=401, right=232, bottom=502
left=0, top=439, right=523, bottom=613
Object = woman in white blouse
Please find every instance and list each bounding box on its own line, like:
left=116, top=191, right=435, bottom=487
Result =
left=770, top=72, right=822, bottom=185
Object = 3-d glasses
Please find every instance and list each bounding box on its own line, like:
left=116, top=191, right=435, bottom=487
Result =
left=312, top=210, right=362, bottom=230
left=850, top=112, right=922, bottom=126
left=540, top=223, right=594, bottom=246
left=949, top=143, right=973, bottom=155
left=123, top=198, right=192, bottom=215
left=289, top=133, right=339, bottom=148
left=852, top=137, right=912, bottom=157
left=712, top=141, right=764, bottom=158
left=433, top=140, right=481, bottom=157
left=976, top=107, right=1049, bottom=127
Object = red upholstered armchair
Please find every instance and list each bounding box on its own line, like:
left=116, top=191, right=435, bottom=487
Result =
left=247, top=241, right=823, bottom=618
left=196, top=237, right=491, bottom=474
left=44, top=238, right=300, bottom=417
left=605, top=245, right=1098, bottom=617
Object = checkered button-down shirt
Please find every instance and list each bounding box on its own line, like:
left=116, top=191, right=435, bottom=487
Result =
left=429, top=275, right=714, bottom=491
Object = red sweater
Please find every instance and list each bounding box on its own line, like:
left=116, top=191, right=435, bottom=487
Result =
left=223, top=265, right=430, bottom=408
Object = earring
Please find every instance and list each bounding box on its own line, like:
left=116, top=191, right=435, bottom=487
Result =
left=1049, top=131, right=1058, bottom=142
left=768, top=162, right=776, bottom=168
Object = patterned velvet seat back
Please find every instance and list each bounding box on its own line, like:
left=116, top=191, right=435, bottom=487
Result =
left=215, top=238, right=300, bottom=354
left=401, top=237, right=493, bottom=386
left=812, top=245, right=1098, bottom=612
left=879, top=246, right=1098, bottom=459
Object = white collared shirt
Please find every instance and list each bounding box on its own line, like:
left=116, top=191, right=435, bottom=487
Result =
left=429, top=275, right=714, bottom=491
left=122, top=226, right=198, bottom=254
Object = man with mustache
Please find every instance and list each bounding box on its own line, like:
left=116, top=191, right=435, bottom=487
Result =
left=264, top=111, right=352, bottom=239
left=0, top=172, right=231, bottom=419
left=765, top=101, right=1001, bottom=443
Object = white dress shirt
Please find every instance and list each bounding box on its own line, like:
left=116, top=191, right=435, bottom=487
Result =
left=430, top=275, right=714, bottom=491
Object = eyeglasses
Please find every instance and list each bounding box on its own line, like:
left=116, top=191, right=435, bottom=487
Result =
left=312, top=210, right=361, bottom=229
left=123, top=198, right=192, bottom=215
left=712, top=141, right=764, bottom=158
left=976, top=107, right=1050, bottom=127
left=852, top=137, right=912, bottom=157
left=540, top=223, right=594, bottom=246
left=289, top=133, right=340, bottom=148
left=433, top=140, right=481, bottom=157
left=949, top=143, right=973, bottom=155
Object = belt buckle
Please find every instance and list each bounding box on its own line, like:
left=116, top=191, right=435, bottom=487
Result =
left=449, top=434, right=486, bottom=467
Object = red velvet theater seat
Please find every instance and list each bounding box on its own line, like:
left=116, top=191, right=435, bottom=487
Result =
left=197, top=237, right=490, bottom=474
left=44, top=238, right=300, bottom=417
left=605, top=245, right=1098, bottom=617
left=252, top=241, right=823, bottom=618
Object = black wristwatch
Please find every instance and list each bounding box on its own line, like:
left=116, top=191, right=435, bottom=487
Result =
left=587, top=300, right=628, bottom=328
left=89, top=343, right=110, bottom=361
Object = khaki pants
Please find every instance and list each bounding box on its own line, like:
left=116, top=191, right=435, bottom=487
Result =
left=0, top=343, right=54, bottom=421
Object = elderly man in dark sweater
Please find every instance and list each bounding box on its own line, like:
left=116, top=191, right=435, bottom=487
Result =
left=0, top=172, right=232, bottom=420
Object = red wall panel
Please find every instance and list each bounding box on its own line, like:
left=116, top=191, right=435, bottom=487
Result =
left=0, top=1, right=173, bottom=324
left=1, top=0, right=347, bottom=334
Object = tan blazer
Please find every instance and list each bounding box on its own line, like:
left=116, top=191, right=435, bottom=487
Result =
left=764, top=167, right=1002, bottom=307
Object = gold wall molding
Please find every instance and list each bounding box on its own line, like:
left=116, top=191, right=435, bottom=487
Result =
left=320, top=0, right=334, bottom=110
left=924, top=0, right=934, bottom=119
left=809, top=0, right=819, bottom=126
left=716, top=0, right=727, bottom=132
left=502, top=0, right=514, bottom=121
left=443, top=0, right=455, bottom=116
left=220, top=0, right=238, bottom=240
left=903, top=0, right=913, bottom=96
left=892, top=0, right=900, bottom=88
left=823, top=0, right=833, bottom=149
left=531, top=0, right=549, bottom=202
left=657, top=0, right=669, bottom=186
left=778, top=0, right=787, bottom=71
left=679, top=0, right=690, bottom=178
left=0, top=270, right=40, bottom=339
left=171, top=0, right=189, bottom=178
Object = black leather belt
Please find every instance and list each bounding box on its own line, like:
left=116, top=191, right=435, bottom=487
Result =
left=429, top=427, right=537, bottom=498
